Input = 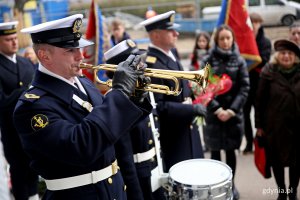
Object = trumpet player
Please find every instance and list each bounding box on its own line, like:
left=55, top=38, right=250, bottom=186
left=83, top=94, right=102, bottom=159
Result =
left=140, top=11, right=207, bottom=172
left=13, top=14, right=152, bottom=200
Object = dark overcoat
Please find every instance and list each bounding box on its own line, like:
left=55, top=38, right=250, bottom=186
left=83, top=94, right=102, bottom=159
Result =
left=255, top=63, right=300, bottom=166
left=200, top=43, right=250, bottom=150
left=0, top=55, right=35, bottom=154
left=116, top=102, right=163, bottom=200
left=145, top=47, right=203, bottom=172
left=13, top=70, right=152, bottom=200
left=0, top=54, right=38, bottom=199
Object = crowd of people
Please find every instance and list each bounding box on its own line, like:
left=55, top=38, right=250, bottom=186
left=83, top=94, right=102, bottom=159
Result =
left=0, top=8, right=299, bottom=200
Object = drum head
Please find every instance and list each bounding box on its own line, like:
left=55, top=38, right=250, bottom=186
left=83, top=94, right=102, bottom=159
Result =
left=169, top=159, right=232, bottom=186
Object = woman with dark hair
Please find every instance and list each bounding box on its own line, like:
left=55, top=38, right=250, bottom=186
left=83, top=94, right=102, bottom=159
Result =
left=200, top=24, right=250, bottom=200
left=190, top=31, right=210, bottom=70
left=255, top=39, right=300, bottom=200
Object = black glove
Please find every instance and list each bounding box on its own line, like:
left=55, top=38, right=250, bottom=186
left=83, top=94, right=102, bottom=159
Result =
left=112, top=55, right=141, bottom=97
left=193, top=104, right=207, bottom=117
left=131, top=61, right=151, bottom=103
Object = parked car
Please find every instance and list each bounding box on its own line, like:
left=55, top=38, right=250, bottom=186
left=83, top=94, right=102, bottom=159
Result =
left=202, top=0, right=300, bottom=26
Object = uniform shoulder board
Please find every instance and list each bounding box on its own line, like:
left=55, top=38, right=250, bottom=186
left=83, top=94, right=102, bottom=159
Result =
left=20, top=87, right=46, bottom=103
left=145, top=56, right=157, bottom=64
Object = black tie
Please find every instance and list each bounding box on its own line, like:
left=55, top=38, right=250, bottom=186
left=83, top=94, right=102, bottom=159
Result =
left=74, top=82, right=79, bottom=89
left=73, top=83, right=88, bottom=101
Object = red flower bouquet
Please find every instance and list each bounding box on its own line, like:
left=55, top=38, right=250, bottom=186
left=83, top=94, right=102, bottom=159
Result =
left=190, top=73, right=232, bottom=106
left=189, top=69, right=233, bottom=125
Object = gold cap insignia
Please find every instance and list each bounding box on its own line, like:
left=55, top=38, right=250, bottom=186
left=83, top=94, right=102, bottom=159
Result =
left=127, top=39, right=136, bottom=48
left=3, top=29, right=17, bottom=34
left=170, top=14, right=175, bottom=23
left=72, top=18, right=82, bottom=39
left=146, top=56, right=157, bottom=64
left=31, top=114, right=49, bottom=131
left=25, top=93, right=40, bottom=99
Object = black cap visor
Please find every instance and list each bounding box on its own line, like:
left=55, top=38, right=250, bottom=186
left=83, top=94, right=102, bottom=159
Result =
left=51, top=38, right=94, bottom=48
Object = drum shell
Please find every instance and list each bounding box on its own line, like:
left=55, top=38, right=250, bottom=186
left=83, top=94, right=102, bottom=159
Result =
left=168, top=159, right=233, bottom=200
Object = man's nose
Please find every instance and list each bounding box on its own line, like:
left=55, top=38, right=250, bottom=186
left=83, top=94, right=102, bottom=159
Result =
left=77, top=49, right=84, bottom=60
left=173, top=30, right=179, bottom=36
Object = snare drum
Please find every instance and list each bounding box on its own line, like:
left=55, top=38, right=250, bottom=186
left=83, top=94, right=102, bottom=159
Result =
left=168, top=159, right=232, bottom=200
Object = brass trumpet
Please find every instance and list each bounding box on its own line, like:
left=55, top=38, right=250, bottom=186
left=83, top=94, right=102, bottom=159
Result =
left=80, top=63, right=210, bottom=96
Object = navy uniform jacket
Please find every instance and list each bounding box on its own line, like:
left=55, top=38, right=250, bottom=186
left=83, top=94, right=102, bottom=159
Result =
left=130, top=116, right=157, bottom=178
left=145, top=47, right=204, bottom=172
left=114, top=133, right=144, bottom=200
left=0, top=54, right=38, bottom=199
left=115, top=106, right=158, bottom=200
left=13, top=70, right=152, bottom=200
left=0, top=54, right=35, bottom=151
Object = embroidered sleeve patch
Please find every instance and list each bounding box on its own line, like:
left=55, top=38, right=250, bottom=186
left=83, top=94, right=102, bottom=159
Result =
left=31, top=114, right=49, bottom=131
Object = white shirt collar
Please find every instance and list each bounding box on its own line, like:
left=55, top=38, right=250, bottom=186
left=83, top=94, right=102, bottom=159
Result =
left=0, top=52, right=17, bottom=63
left=38, top=63, right=87, bottom=95
left=149, top=43, right=176, bottom=62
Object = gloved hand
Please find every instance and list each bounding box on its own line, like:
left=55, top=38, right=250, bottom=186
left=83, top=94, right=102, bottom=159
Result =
left=112, top=55, right=142, bottom=97
left=131, top=61, right=151, bottom=103
left=193, top=104, right=207, bottom=117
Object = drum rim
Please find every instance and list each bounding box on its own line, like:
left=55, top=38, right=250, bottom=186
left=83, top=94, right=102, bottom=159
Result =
left=168, top=158, right=233, bottom=188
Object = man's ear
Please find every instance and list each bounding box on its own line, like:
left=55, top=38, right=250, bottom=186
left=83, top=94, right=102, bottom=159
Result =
left=37, top=49, right=51, bottom=64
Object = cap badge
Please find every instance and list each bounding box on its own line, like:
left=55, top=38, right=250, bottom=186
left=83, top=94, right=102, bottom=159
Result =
left=31, top=114, right=49, bottom=131
left=170, top=14, right=175, bottom=23
left=72, top=18, right=82, bottom=39
left=127, top=39, right=136, bottom=48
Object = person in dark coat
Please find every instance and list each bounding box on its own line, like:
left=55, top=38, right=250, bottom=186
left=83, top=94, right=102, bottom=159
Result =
left=13, top=14, right=152, bottom=200
left=255, top=39, right=300, bottom=200
left=200, top=25, right=250, bottom=200
left=243, top=12, right=272, bottom=154
left=0, top=21, right=39, bottom=200
left=105, top=39, right=166, bottom=200
left=140, top=10, right=206, bottom=172
left=110, top=18, right=131, bottom=46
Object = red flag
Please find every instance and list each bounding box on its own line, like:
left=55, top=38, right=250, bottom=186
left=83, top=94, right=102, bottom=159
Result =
left=83, top=0, right=111, bottom=82
left=217, top=0, right=262, bottom=70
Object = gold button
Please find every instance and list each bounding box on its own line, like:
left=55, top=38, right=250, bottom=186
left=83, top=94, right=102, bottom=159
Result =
left=150, top=157, right=155, bottom=162
left=108, top=177, right=113, bottom=184
left=190, top=125, right=193, bottom=130
left=19, top=82, right=23, bottom=86
left=123, top=185, right=127, bottom=191
left=148, top=139, right=153, bottom=145
left=148, top=121, right=151, bottom=127
left=155, top=116, right=158, bottom=121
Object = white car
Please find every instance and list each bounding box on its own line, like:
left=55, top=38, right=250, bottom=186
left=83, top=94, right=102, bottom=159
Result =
left=202, top=0, right=300, bottom=26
